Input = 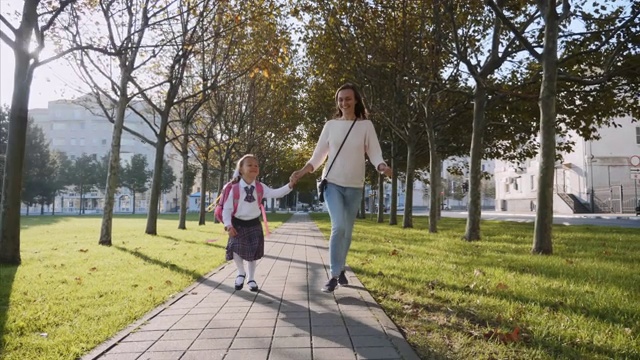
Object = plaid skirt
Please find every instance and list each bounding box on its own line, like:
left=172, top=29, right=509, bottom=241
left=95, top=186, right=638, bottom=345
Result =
left=225, top=216, right=264, bottom=261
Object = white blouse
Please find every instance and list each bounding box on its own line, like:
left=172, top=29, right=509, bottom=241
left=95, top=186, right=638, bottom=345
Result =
left=222, top=178, right=292, bottom=228
left=306, top=119, right=387, bottom=188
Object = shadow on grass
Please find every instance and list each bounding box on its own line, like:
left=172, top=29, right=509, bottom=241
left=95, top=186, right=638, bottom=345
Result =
left=357, top=266, right=631, bottom=360
left=0, top=264, right=17, bottom=353
left=20, top=215, right=68, bottom=229
left=112, top=245, right=204, bottom=281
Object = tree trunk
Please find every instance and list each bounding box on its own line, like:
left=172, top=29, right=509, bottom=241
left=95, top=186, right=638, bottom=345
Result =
left=178, top=135, right=189, bottom=230
left=99, top=74, right=128, bottom=245
left=199, top=160, right=208, bottom=225
left=464, top=83, right=488, bottom=241
left=533, top=1, right=559, bottom=255
left=132, top=192, right=136, bottom=215
left=403, top=142, right=416, bottom=228
left=389, top=138, right=398, bottom=226
left=377, top=173, right=384, bottom=223
left=427, top=129, right=440, bottom=233
left=0, top=0, right=39, bottom=265
left=145, top=116, right=169, bottom=235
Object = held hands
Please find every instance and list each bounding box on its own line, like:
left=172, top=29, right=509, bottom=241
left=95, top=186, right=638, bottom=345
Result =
left=289, top=169, right=305, bottom=183
left=378, top=163, right=393, bottom=178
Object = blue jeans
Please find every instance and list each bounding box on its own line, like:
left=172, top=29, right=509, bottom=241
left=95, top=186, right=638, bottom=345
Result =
left=324, top=183, right=363, bottom=278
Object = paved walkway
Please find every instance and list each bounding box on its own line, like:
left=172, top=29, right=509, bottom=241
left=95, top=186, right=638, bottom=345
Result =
left=82, top=214, right=420, bottom=360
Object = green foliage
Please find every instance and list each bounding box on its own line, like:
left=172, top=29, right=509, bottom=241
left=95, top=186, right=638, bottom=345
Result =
left=0, top=104, right=8, bottom=155
left=183, top=162, right=199, bottom=194
left=160, top=158, right=176, bottom=194
left=65, top=154, right=102, bottom=214
left=120, top=154, right=151, bottom=195
left=311, top=214, right=640, bottom=359
left=22, top=121, right=59, bottom=212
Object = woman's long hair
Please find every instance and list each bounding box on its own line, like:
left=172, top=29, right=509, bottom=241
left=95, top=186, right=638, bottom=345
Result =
left=333, top=83, right=368, bottom=120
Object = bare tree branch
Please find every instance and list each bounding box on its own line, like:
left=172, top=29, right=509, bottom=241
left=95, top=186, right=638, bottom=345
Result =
left=0, top=30, right=16, bottom=48
left=0, top=15, right=18, bottom=35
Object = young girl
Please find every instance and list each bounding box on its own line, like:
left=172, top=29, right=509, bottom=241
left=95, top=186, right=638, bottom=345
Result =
left=222, top=154, right=295, bottom=292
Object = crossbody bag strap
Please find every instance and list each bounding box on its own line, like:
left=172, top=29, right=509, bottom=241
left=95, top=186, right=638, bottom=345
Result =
left=324, top=120, right=357, bottom=178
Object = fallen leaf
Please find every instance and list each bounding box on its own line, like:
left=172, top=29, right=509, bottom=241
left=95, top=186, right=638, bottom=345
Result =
left=89, top=267, right=97, bottom=272
left=165, top=280, right=172, bottom=286
left=39, top=333, right=48, bottom=338
left=565, top=259, right=574, bottom=265
left=78, top=249, right=88, bottom=253
left=483, top=327, right=521, bottom=343
left=496, top=283, right=509, bottom=290
left=390, top=249, right=399, bottom=256
left=377, top=271, right=385, bottom=276
left=474, top=269, right=485, bottom=277
left=148, top=286, right=153, bottom=291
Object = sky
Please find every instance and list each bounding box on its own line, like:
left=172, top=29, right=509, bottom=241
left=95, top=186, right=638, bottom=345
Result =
left=0, top=0, right=86, bottom=109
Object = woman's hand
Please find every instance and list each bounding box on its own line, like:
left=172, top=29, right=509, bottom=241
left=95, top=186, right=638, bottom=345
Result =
left=378, top=163, right=393, bottom=178
left=290, top=166, right=310, bottom=183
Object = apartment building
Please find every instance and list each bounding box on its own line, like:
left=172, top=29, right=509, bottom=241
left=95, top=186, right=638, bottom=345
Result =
left=26, top=95, right=184, bottom=214
left=494, top=114, right=640, bottom=214
left=363, top=158, right=496, bottom=212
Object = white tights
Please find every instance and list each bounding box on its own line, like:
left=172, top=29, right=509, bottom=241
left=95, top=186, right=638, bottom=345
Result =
left=233, top=252, right=256, bottom=285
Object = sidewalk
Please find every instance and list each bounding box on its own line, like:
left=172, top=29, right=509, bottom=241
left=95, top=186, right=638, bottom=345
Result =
left=82, top=214, right=420, bottom=360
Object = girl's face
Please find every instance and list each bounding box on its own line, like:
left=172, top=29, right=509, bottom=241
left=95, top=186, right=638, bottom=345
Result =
left=337, top=89, right=356, bottom=115
left=240, top=157, right=259, bottom=179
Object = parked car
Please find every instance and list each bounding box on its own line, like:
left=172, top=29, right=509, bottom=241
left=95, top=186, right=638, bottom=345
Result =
left=635, top=200, right=640, bottom=216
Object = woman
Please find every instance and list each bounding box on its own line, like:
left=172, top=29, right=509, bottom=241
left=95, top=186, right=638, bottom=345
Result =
left=290, top=83, right=392, bottom=293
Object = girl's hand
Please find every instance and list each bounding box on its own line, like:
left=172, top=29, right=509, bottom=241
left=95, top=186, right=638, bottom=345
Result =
left=290, top=169, right=305, bottom=183
left=226, top=226, right=237, bottom=237
left=288, top=181, right=296, bottom=189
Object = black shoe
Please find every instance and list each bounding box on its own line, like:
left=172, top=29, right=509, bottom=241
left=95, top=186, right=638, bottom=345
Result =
left=322, top=277, right=339, bottom=293
left=338, top=271, right=348, bottom=286
left=234, top=274, right=245, bottom=290
left=247, top=280, right=259, bottom=292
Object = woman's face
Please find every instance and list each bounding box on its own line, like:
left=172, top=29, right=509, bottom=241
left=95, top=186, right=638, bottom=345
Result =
left=240, top=157, right=259, bottom=178
left=337, top=89, right=356, bottom=115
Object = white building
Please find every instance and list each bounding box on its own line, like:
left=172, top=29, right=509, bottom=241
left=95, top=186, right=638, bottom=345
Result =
left=364, top=158, right=496, bottom=211
left=26, top=95, right=184, bottom=214
left=494, top=114, right=640, bottom=214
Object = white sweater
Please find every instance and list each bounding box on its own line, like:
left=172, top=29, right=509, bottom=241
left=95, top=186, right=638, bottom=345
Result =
left=306, top=119, right=386, bottom=188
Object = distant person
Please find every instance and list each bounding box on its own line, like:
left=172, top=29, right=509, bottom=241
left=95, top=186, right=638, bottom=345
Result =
left=222, top=154, right=295, bottom=292
left=290, top=83, right=392, bottom=293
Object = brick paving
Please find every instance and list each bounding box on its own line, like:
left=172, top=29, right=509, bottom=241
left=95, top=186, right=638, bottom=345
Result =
left=82, top=213, right=420, bottom=360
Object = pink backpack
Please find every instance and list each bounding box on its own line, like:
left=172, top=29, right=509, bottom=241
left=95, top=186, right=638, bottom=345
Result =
left=214, top=182, right=268, bottom=234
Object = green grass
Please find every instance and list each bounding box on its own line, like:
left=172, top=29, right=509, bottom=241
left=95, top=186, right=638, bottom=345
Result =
left=310, top=214, right=640, bottom=360
left=0, top=213, right=291, bottom=360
